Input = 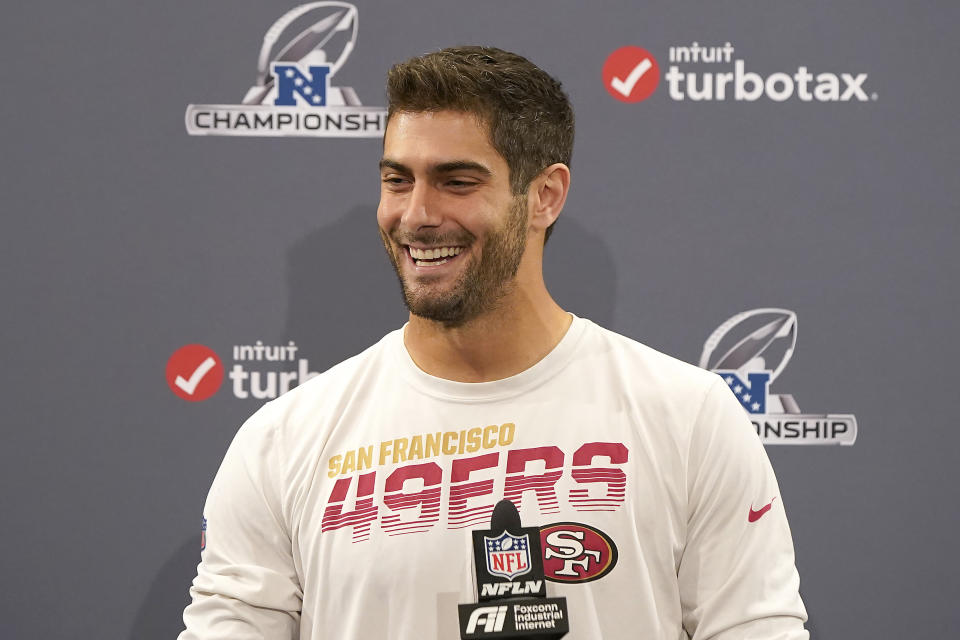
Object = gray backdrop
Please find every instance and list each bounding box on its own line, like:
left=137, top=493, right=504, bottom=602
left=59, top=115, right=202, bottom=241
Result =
left=2, top=1, right=958, bottom=638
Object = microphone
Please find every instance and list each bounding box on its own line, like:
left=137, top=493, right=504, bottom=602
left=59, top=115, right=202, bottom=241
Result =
left=458, top=499, right=569, bottom=638
left=490, top=498, right=522, bottom=533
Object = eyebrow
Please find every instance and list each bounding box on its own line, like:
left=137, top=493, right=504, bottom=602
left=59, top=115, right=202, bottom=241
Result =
left=379, top=158, right=493, bottom=177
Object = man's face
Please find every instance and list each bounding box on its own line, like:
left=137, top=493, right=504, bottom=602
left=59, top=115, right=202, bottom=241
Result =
left=377, top=111, right=528, bottom=326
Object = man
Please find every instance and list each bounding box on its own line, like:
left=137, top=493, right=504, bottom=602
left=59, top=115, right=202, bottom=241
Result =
left=180, top=47, right=808, bottom=639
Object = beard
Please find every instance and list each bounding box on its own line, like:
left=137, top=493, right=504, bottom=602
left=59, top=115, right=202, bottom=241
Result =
left=380, top=197, right=528, bottom=327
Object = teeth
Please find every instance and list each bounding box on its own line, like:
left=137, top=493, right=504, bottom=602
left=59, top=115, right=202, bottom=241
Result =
left=415, top=258, right=449, bottom=266
left=409, top=246, right=463, bottom=260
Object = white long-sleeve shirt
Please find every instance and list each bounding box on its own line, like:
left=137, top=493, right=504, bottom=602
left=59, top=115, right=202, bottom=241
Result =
left=180, top=317, right=808, bottom=639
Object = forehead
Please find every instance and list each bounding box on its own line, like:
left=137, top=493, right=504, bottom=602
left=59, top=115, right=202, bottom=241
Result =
left=382, top=110, right=505, bottom=169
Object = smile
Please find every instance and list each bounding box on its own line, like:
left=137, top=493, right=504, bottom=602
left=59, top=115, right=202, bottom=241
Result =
left=407, top=246, right=464, bottom=267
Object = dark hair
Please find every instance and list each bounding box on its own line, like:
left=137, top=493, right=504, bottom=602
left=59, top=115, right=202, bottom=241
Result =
left=386, top=46, right=574, bottom=242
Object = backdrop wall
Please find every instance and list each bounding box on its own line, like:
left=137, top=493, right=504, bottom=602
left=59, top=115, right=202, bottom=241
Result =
left=2, top=1, right=958, bottom=638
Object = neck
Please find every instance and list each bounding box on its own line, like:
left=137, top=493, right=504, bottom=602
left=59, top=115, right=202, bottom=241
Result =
left=403, top=272, right=571, bottom=383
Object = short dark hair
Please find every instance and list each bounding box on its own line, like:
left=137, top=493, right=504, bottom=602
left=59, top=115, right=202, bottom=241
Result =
left=386, top=46, right=574, bottom=242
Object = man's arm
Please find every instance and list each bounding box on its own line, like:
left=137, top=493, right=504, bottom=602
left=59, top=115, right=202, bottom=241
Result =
left=179, top=413, right=302, bottom=640
left=678, top=378, right=808, bottom=640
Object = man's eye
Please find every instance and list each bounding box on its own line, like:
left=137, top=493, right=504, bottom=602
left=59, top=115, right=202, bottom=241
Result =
left=446, top=179, right=476, bottom=188
left=382, top=176, right=408, bottom=185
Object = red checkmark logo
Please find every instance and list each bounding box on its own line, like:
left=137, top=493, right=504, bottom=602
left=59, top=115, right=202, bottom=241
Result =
left=748, top=497, right=777, bottom=522
left=602, top=46, right=660, bottom=103
left=166, top=344, right=224, bottom=402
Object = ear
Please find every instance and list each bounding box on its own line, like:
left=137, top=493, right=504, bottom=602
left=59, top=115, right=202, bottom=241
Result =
left=527, top=163, right=571, bottom=233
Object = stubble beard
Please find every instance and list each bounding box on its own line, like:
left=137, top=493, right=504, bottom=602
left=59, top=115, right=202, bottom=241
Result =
left=380, top=197, right=528, bottom=327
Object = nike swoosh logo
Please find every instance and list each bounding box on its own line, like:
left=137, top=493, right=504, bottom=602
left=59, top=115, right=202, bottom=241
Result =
left=748, top=497, right=777, bottom=522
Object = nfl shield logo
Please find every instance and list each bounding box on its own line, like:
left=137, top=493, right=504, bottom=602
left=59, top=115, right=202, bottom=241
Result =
left=484, top=532, right=532, bottom=580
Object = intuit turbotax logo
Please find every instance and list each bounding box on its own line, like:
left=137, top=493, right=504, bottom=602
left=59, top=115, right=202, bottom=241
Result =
left=185, top=2, right=386, bottom=137
left=699, top=309, right=858, bottom=445
left=166, top=341, right=319, bottom=402
left=603, top=42, right=876, bottom=103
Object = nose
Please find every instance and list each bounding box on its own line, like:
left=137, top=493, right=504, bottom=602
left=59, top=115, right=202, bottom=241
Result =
left=400, top=182, right=442, bottom=231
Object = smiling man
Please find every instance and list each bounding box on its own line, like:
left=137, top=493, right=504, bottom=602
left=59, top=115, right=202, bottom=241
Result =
left=376, top=105, right=572, bottom=382
left=180, top=47, right=809, bottom=640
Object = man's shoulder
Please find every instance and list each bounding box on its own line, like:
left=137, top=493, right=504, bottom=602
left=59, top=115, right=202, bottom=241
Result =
left=278, top=328, right=400, bottom=404
left=576, top=320, right=728, bottom=437
left=582, top=319, right=719, bottom=391
left=237, top=328, right=402, bottom=437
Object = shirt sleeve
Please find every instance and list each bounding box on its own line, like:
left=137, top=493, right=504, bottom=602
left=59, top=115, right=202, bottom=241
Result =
left=678, top=378, right=809, bottom=640
left=179, top=411, right=302, bottom=640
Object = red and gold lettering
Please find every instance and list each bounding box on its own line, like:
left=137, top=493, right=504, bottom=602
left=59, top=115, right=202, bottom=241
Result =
left=381, top=462, right=442, bottom=536
left=321, top=471, right=379, bottom=541
left=569, top=442, right=628, bottom=512
left=503, top=446, right=564, bottom=514
left=448, top=452, right=499, bottom=529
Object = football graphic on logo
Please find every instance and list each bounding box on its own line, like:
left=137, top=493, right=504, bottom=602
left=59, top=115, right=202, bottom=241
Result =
left=243, top=2, right=360, bottom=106
left=699, top=308, right=798, bottom=383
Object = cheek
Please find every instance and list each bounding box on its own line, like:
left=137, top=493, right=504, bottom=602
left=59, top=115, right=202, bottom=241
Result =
left=376, top=200, right=396, bottom=231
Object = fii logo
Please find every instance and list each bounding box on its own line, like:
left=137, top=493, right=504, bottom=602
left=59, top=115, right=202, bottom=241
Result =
left=465, top=606, right=507, bottom=633
left=603, top=42, right=876, bottom=103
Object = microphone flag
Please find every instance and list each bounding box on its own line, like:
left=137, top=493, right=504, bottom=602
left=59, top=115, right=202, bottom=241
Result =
left=458, top=499, right=569, bottom=638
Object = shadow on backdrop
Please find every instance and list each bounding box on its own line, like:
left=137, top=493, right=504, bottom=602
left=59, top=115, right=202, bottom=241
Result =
left=282, top=206, right=617, bottom=363
left=800, top=589, right=817, bottom=638
left=130, top=536, right=196, bottom=640
left=543, top=216, right=617, bottom=328
left=282, top=204, right=407, bottom=369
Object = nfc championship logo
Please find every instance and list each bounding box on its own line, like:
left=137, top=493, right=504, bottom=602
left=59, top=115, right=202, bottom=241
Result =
left=484, top=532, right=532, bottom=580
left=185, top=2, right=386, bottom=137
left=700, top=308, right=858, bottom=445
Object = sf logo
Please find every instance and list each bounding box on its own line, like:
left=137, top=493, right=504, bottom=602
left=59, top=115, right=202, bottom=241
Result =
left=540, top=522, right=618, bottom=583
left=544, top=530, right=600, bottom=577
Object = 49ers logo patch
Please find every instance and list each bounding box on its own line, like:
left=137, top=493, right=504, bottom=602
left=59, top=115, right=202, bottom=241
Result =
left=540, top=522, right=618, bottom=583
